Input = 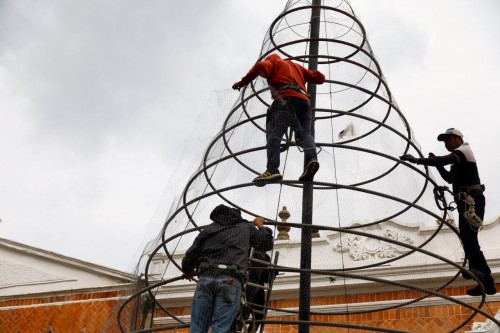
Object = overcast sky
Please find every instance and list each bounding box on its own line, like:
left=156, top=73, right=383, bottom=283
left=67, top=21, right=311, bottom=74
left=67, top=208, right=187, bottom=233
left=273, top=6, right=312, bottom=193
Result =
left=1, top=0, right=499, bottom=272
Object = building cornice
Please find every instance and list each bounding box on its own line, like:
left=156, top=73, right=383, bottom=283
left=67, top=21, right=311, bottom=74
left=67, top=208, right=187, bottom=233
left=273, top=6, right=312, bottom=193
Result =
left=0, top=237, right=136, bottom=282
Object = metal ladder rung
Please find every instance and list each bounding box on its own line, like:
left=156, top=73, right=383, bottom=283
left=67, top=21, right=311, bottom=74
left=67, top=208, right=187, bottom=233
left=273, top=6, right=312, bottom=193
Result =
left=246, top=282, right=270, bottom=290
left=249, top=258, right=273, bottom=266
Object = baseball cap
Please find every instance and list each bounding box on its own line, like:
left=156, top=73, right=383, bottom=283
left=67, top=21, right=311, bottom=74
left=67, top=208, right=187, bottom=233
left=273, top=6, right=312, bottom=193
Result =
left=437, top=128, right=463, bottom=141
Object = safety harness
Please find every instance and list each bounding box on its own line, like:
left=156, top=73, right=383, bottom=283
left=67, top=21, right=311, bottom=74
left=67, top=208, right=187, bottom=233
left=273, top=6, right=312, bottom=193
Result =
left=454, top=184, right=485, bottom=231
left=269, top=82, right=314, bottom=154
left=434, top=184, right=485, bottom=231
left=270, top=82, right=310, bottom=99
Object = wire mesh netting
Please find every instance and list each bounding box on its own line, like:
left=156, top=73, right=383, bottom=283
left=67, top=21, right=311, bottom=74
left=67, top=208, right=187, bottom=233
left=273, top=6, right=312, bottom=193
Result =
left=112, top=1, right=499, bottom=332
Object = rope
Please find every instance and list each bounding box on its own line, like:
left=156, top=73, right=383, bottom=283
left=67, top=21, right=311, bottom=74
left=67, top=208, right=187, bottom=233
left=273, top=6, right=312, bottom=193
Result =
left=433, top=186, right=455, bottom=212
left=235, top=98, right=291, bottom=333
left=322, top=6, right=351, bottom=329
left=458, top=192, right=483, bottom=232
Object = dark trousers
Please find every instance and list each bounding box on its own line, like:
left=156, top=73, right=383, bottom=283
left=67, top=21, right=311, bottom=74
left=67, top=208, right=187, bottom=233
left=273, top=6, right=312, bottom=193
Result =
left=457, top=193, right=492, bottom=280
left=266, top=97, right=317, bottom=174
left=246, top=287, right=265, bottom=332
left=231, top=272, right=268, bottom=333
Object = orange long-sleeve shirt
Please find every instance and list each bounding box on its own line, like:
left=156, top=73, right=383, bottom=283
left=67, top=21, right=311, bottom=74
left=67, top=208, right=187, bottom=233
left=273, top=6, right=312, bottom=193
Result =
left=237, top=54, right=325, bottom=102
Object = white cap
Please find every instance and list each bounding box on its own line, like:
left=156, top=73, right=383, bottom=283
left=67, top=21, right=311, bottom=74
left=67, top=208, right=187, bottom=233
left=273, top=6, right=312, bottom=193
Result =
left=437, top=128, right=463, bottom=141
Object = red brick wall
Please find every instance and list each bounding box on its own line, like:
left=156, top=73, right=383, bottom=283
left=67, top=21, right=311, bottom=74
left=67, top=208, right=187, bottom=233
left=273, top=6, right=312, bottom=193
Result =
left=160, top=284, right=500, bottom=333
left=11, top=284, right=495, bottom=332
left=0, top=290, right=137, bottom=333
left=259, top=284, right=500, bottom=332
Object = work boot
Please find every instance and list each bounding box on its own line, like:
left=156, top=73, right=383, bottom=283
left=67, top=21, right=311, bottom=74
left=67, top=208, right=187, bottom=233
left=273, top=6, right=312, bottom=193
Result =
left=299, top=160, right=319, bottom=182
left=466, top=285, right=484, bottom=296
left=484, top=276, right=497, bottom=295
left=252, top=171, right=282, bottom=187
left=466, top=279, right=497, bottom=296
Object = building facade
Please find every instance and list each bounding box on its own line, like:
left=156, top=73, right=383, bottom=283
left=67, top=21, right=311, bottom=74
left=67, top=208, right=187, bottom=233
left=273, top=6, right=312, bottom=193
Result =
left=0, top=238, right=138, bottom=333
left=148, top=212, right=500, bottom=333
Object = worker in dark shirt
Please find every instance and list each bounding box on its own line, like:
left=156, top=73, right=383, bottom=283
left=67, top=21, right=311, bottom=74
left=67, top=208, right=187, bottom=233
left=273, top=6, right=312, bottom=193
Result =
left=400, top=128, right=496, bottom=296
left=182, top=204, right=273, bottom=333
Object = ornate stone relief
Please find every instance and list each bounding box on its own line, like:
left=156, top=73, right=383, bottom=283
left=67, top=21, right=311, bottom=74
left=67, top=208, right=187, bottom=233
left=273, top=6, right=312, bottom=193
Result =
left=467, top=310, right=500, bottom=332
left=333, top=224, right=415, bottom=261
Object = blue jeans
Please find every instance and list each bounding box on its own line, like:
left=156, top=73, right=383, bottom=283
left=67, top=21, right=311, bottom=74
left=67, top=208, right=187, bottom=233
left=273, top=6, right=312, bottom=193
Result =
left=189, top=275, right=242, bottom=333
left=266, top=96, right=317, bottom=174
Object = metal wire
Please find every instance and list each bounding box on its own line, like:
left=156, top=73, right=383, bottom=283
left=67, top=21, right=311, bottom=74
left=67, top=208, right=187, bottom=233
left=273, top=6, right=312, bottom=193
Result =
left=118, top=1, right=499, bottom=332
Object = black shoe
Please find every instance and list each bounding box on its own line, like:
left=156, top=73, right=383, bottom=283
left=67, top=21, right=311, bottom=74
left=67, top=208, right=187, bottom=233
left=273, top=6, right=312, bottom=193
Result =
left=466, top=285, right=483, bottom=296
left=299, top=160, right=319, bottom=182
left=462, top=268, right=485, bottom=281
left=484, top=277, right=497, bottom=295
left=252, top=171, right=282, bottom=187
left=466, top=282, right=497, bottom=296
left=486, top=284, right=497, bottom=295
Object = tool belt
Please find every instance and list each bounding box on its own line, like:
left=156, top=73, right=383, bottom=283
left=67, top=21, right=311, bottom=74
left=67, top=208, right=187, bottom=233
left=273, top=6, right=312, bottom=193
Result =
left=198, top=262, right=246, bottom=281
left=270, top=82, right=309, bottom=99
left=453, top=184, right=484, bottom=231
left=454, top=184, right=485, bottom=199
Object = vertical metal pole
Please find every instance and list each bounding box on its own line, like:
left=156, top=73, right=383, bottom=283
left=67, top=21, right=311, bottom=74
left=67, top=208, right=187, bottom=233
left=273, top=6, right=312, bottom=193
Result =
left=299, top=2, right=321, bottom=333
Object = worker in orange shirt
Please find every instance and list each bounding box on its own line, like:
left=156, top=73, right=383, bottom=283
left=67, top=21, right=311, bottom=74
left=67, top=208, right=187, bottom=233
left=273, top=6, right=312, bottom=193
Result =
left=233, top=54, right=325, bottom=186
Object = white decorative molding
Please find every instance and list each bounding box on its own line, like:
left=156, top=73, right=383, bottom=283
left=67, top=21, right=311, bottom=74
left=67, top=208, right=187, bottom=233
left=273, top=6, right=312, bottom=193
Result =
left=0, top=237, right=137, bottom=298
left=466, top=310, right=500, bottom=333
left=149, top=218, right=500, bottom=304
left=332, top=224, right=414, bottom=261
left=0, top=237, right=136, bottom=280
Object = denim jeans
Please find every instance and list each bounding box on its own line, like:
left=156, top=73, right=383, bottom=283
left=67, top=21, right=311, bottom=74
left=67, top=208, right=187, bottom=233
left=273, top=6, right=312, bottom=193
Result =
left=266, top=96, right=317, bottom=174
left=457, top=194, right=491, bottom=278
left=189, top=275, right=242, bottom=333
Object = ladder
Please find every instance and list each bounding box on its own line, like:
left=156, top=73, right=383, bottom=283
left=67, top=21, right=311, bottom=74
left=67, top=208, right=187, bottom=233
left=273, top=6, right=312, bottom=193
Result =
left=239, top=249, right=280, bottom=333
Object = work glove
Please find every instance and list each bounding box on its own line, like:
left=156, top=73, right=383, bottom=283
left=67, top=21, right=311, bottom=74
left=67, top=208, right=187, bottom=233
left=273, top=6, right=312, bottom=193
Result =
left=399, top=154, right=420, bottom=164
left=181, top=273, right=194, bottom=282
